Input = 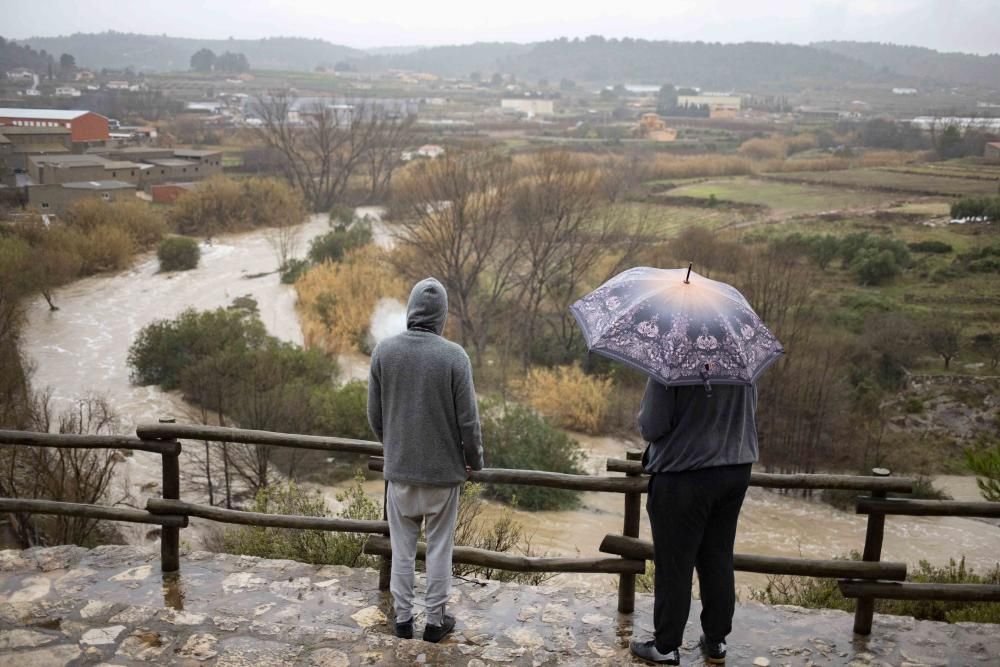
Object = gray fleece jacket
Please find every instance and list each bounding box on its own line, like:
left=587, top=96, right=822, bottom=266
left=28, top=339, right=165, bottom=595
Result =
left=367, top=278, right=485, bottom=486
left=638, top=378, right=758, bottom=473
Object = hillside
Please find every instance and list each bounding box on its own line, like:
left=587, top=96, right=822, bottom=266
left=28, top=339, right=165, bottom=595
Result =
left=18, top=32, right=363, bottom=72
left=0, top=35, right=54, bottom=73
left=814, top=41, right=1000, bottom=89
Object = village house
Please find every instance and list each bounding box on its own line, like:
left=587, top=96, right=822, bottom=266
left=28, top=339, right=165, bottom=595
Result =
left=54, top=86, right=82, bottom=98
left=637, top=113, right=678, bottom=142
left=0, top=125, right=72, bottom=174
left=501, top=98, right=555, bottom=117
left=677, top=93, right=742, bottom=118
left=27, top=180, right=137, bottom=213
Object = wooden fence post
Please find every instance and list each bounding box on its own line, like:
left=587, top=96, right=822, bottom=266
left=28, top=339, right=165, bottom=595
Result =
left=618, top=449, right=644, bottom=614
left=378, top=480, right=391, bottom=591
left=157, top=417, right=182, bottom=574
left=853, top=467, right=890, bottom=635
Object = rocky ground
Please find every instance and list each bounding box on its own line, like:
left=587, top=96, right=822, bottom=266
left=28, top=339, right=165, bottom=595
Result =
left=0, top=546, right=997, bottom=666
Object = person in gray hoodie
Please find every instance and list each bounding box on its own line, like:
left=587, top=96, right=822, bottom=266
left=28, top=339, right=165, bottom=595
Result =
left=629, top=379, right=758, bottom=666
left=367, top=277, right=484, bottom=643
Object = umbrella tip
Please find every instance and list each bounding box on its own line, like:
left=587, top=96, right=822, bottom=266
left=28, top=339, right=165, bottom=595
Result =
left=684, top=262, right=693, bottom=284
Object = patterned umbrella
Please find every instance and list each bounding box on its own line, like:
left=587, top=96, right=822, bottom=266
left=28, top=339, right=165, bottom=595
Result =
left=570, top=265, right=784, bottom=391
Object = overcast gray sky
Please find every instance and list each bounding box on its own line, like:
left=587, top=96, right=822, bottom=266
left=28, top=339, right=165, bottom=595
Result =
left=2, top=0, right=998, bottom=55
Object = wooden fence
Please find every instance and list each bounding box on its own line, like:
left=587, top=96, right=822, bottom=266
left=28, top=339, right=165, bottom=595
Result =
left=2, top=423, right=998, bottom=636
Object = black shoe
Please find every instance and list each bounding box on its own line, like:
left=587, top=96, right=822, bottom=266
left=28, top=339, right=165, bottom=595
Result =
left=395, top=619, right=413, bottom=639
left=629, top=639, right=680, bottom=665
left=699, top=634, right=726, bottom=664
left=422, top=614, right=455, bottom=643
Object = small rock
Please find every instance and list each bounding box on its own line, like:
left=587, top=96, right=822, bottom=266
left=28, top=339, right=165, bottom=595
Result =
left=109, top=565, right=152, bottom=582
left=221, top=571, right=267, bottom=593
left=13, top=644, right=82, bottom=666
left=503, top=626, right=544, bottom=649
left=109, top=605, right=156, bottom=624
left=467, top=660, right=487, bottom=667
left=116, top=629, right=170, bottom=661
left=582, top=613, right=611, bottom=625
left=540, top=603, right=574, bottom=624
left=0, top=628, right=56, bottom=649
left=754, top=658, right=771, bottom=667
left=80, top=625, right=126, bottom=646
left=159, top=609, right=207, bottom=625
left=79, top=600, right=115, bottom=619
left=176, top=633, right=219, bottom=661
left=350, top=605, right=387, bottom=629
left=309, top=647, right=350, bottom=667
left=587, top=637, right=617, bottom=658
left=517, top=605, right=539, bottom=622
left=9, top=576, right=51, bottom=602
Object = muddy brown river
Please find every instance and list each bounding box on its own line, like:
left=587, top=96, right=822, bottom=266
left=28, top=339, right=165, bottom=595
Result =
left=22, top=214, right=1000, bottom=591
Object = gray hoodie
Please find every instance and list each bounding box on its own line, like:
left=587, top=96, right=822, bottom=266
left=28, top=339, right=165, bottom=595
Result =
left=367, top=278, right=485, bottom=486
left=638, top=378, right=758, bottom=473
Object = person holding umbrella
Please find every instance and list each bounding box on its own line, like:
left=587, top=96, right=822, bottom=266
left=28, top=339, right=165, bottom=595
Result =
left=571, top=264, right=783, bottom=665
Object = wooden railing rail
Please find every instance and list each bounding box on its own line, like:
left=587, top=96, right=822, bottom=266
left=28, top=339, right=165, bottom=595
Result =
left=606, top=458, right=916, bottom=493
left=599, top=534, right=908, bottom=581
left=856, top=498, right=1000, bottom=518
left=0, top=429, right=181, bottom=455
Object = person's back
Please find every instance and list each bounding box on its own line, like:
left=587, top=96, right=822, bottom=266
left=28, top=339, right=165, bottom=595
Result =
left=630, top=378, right=758, bottom=665
left=367, top=277, right=483, bottom=643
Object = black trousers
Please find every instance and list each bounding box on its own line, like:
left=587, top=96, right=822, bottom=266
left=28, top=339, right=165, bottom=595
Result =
left=646, top=463, right=752, bottom=652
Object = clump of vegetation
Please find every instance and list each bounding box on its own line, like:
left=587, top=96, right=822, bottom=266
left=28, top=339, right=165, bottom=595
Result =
left=157, top=236, right=200, bottom=272
left=311, top=380, right=372, bottom=441
left=950, top=196, right=1000, bottom=222
left=479, top=399, right=585, bottom=511
left=908, top=240, right=953, bottom=254
left=295, top=245, right=406, bottom=355
left=518, top=364, right=612, bottom=434
left=279, top=257, right=310, bottom=284
left=168, top=176, right=306, bottom=237
left=965, top=439, right=1000, bottom=502
left=749, top=555, right=1000, bottom=624
left=223, top=477, right=379, bottom=567
left=308, top=218, right=373, bottom=264
left=956, top=245, right=1000, bottom=274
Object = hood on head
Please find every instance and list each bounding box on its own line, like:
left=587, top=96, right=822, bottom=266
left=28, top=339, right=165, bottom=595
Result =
left=406, top=277, right=448, bottom=334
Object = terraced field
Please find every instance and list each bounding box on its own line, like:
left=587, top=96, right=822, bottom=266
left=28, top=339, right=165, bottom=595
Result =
left=766, top=168, right=1000, bottom=197
left=666, top=177, right=897, bottom=215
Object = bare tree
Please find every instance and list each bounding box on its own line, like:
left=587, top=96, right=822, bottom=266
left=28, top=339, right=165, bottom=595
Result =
left=253, top=91, right=414, bottom=211
left=1, top=392, right=126, bottom=547
left=363, top=114, right=413, bottom=203
left=390, top=150, right=522, bottom=364
left=926, top=316, right=963, bottom=370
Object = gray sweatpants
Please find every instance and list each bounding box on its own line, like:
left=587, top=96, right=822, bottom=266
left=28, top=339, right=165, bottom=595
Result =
left=386, top=481, right=461, bottom=626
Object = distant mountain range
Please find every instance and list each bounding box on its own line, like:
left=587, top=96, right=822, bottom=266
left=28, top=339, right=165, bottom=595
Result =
left=8, top=32, right=1000, bottom=90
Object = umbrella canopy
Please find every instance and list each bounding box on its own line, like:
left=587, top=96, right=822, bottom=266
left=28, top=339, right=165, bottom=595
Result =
left=570, top=266, right=784, bottom=389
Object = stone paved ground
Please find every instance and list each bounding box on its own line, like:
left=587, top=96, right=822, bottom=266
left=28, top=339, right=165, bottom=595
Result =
left=0, top=546, right=997, bottom=666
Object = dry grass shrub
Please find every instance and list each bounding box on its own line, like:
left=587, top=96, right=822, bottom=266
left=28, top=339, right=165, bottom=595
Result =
left=517, top=364, right=613, bottom=434
left=295, top=245, right=406, bottom=354
left=64, top=198, right=167, bottom=250
left=740, top=136, right=789, bottom=160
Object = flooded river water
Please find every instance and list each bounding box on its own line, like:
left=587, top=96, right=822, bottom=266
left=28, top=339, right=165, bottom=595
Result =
left=21, top=215, right=1000, bottom=591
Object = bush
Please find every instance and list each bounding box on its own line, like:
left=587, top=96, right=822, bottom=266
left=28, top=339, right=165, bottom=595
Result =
left=64, top=198, right=166, bottom=250
left=518, top=364, right=612, bottom=434
left=79, top=224, right=135, bottom=273
left=951, top=196, right=1000, bottom=221
left=169, top=176, right=306, bottom=237
left=313, top=380, right=372, bottom=441
left=908, top=240, right=953, bottom=254
left=295, top=246, right=406, bottom=355
left=223, top=478, right=379, bottom=567
left=965, top=439, right=1000, bottom=501
left=853, top=248, right=902, bottom=286
left=479, top=400, right=584, bottom=510
left=307, top=220, right=373, bottom=264
left=280, top=258, right=310, bottom=284
left=157, top=236, right=200, bottom=272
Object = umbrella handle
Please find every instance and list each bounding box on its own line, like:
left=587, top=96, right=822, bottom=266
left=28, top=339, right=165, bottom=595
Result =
left=700, top=365, right=713, bottom=397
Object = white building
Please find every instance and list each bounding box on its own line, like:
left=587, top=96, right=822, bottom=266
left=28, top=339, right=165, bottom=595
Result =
left=892, top=88, right=918, bottom=95
left=55, top=87, right=81, bottom=98
left=105, top=81, right=130, bottom=90
left=501, top=98, right=555, bottom=117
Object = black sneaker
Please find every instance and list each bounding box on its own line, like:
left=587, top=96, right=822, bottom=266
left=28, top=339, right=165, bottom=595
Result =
left=422, top=614, right=455, bottom=643
left=699, top=634, right=726, bottom=663
left=629, top=639, right=680, bottom=665
left=394, top=619, right=413, bottom=639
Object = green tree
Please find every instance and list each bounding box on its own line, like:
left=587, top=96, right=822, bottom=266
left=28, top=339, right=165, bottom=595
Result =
left=58, top=53, right=75, bottom=72
left=190, top=48, right=216, bottom=72
left=157, top=236, right=200, bottom=272
left=965, top=441, right=1000, bottom=501
left=926, top=317, right=963, bottom=370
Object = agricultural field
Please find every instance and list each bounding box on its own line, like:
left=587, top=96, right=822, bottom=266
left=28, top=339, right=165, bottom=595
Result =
left=766, top=167, right=1000, bottom=197
left=618, top=201, right=753, bottom=238
left=665, top=177, right=897, bottom=215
